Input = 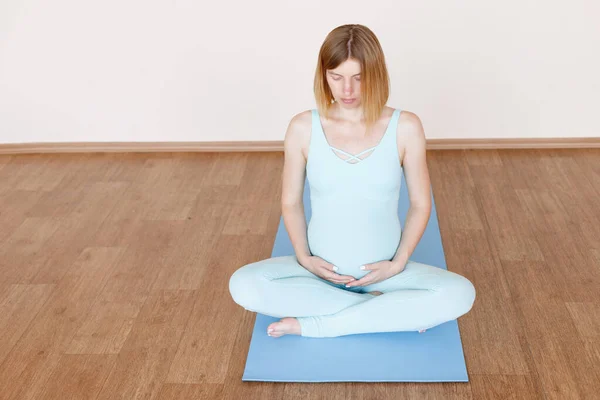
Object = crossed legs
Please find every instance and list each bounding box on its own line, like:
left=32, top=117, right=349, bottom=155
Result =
left=229, top=255, right=476, bottom=338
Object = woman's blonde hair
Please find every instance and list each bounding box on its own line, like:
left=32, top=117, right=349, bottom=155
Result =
left=314, top=24, right=391, bottom=132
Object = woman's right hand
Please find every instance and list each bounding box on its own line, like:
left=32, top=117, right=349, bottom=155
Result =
left=299, top=255, right=356, bottom=285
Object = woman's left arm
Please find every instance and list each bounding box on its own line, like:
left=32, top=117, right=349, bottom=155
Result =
left=391, top=112, right=432, bottom=272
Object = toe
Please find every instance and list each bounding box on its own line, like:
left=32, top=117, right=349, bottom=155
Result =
left=267, top=323, right=278, bottom=334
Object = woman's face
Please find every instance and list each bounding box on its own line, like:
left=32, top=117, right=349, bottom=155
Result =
left=326, top=58, right=362, bottom=108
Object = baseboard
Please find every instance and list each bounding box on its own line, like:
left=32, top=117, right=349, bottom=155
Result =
left=1, top=137, right=599, bottom=155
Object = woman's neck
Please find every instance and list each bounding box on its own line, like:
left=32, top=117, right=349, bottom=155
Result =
left=330, top=103, right=365, bottom=124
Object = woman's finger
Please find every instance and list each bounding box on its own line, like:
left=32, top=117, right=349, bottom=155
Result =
left=321, top=268, right=345, bottom=281
left=320, top=270, right=355, bottom=284
left=320, top=266, right=346, bottom=278
left=347, top=273, right=375, bottom=287
left=328, top=276, right=353, bottom=284
left=331, top=279, right=351, bottom=284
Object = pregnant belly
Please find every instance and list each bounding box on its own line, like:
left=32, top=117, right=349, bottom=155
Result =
left=306, top=216, right=401, bottom=279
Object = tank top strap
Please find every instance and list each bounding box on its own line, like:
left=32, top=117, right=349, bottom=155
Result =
left=353, top=108, right=401, bottom=158
left=310, top=109, right=333, bottom=159
left=384, top=108, right=402, bottom=148
left=311, top=108, right=326, bottom=144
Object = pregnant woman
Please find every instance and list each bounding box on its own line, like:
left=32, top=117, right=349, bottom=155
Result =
left=229, top=24, right=476, bottom=338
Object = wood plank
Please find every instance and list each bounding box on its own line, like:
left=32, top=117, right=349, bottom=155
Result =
left=466, top=160, right=544, bottom=262
left=0, top=154, right=66, bottom=193
left=469, top=374, right=542, bottom=399
left=0, top=217, right=62, bottom=285
left=65, top=220, right=186, bottom=355
left=95, top=290, right=197, bottom=400
left=0, top=189, right=46, bottom=243
left=0, top=247, right=125, bottom=400
left=35, top=354, right=117, bottom=400
left=31, top=181, right=131, bottom=284
left=0, top=284, right=55, bottom=365
left=157, top=383, right=223, bottom=400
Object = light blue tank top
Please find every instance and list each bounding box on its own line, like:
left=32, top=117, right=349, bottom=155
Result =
left=306, top=108, right=403, bottom=279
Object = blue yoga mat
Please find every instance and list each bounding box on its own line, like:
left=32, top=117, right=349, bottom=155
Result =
left=242, top=173, right=469, bottom=382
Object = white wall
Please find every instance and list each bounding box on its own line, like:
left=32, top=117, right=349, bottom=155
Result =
left=0, top=0, right=599, bottom=144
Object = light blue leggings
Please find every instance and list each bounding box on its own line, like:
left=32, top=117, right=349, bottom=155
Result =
left=228, top=255, right=476, bottom=338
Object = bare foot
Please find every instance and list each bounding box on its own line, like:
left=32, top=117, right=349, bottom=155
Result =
left=267, top=317, right=302, bottom=338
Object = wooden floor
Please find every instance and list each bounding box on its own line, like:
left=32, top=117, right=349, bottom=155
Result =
left=0, top=149, right=599, bottom=400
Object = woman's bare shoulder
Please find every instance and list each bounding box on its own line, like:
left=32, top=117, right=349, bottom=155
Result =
left=290, top=109, right=313, bottom=129
left=397, top=109, right=419, bottom=124
left=285, top=110, right=313, bottom=158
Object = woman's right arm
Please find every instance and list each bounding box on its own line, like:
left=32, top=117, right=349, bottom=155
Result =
left=280, top=112, right=312, bottom=266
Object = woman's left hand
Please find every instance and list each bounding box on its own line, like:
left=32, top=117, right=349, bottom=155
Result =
left=345, top=260, right=406, bottom=288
